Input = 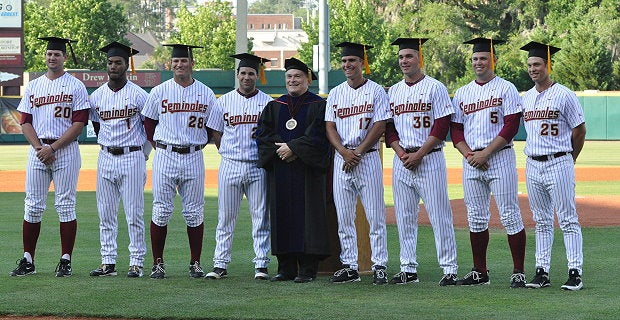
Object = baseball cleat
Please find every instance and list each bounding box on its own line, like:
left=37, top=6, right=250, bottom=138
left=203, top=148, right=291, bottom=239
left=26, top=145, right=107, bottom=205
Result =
left=456, top=269, right=489, bottom=286
left=90, top=264, right=117, bottom=277
left=510, top=271, right=527, bottom=288
left=389, top=271, right=418, bottom=285
left=439, top=274, right=458, bottom=286
left=55, top=258, right=72, bottom=277
left=561, top=269, right=583, bottom=291
left=150, top=259, right=165, bottom=279
left=205, top=267, right=228, bottom=279
left=373, top=265, right=388, bottom=285
left=189, top=261, right=205, bottom=278
left=127, top=265, right=144, bottom=278
left=9, top=258, right=36, bottom=276
left=254, top=268, right=269, bottom=280
left=525, top=267, right=551, bottom=289
left=330, top=266, right=360, bottom=283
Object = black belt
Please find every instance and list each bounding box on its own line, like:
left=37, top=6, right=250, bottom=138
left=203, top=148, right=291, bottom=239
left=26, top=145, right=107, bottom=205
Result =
left=347, top=148, right=376, bottom=153
left=404, top=147, right=442, bottom=154
left=156, top=142, right=203, bottom=154
left=530, top=152, right=569, bottom=162
left=41, top=139, right=58, bottom=145
left=474, top=145, right=512, bottom=152
left=101, top=145, right=142, bottom=156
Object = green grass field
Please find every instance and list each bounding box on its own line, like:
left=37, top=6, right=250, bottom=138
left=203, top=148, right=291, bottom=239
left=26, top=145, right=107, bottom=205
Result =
left=0, top=142, right=619, bottom=319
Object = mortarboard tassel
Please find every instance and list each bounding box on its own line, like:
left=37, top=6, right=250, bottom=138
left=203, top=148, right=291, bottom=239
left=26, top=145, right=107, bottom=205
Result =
left=363, top=46, right=371, bottom=74
left=68, top=41, right=78, bottom=66
left=419, top=38, right=424, bottom=68
left=130, top=50, right=136, bottom=75
left=260, top=63, right=267, bottom=85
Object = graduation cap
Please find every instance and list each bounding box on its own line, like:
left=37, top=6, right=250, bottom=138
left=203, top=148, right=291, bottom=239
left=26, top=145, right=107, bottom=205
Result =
left=336, top=41, right=373, bottom=74
left=520, top=41, right=561, bottom=74
left=463, top=37, right=506, bottom=71
left=38, top=36, right=78, bottom=65
left=100, top=41, right=139, bottom=74
left=231, top=53, right=270, bottom=84
left=391, top=38, right=430, bottom=68
left=163, top=44, right=202, bottom=59
left=284, top=57, right=317, bottom=82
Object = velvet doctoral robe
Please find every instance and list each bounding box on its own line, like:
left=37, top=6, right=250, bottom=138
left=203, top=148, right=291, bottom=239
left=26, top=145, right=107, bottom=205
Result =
left=256, top=91, right=331, bottom=257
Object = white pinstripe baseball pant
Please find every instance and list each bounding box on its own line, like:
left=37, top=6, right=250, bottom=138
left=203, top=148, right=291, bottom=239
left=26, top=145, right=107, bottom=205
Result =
left=333, top=151, right=388, bottom=270
left=526, top=155, right=583, bottom=273
left=392, top=151, right=458, bottom=275
left=213, top=158, right=270, bottom=269
left=151, top=148, right=205, bottom=227
left=462, top=147, right=524, bottom=235
left=96, top=149, right=147, bottom=267
left=24, top=141, right=81, bottom=223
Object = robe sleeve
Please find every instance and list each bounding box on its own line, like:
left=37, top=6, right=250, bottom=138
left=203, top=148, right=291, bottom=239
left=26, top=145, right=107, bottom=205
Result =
left=256, top=101, right=284, bottom=168
left=287, top=100, right=332, bottom=171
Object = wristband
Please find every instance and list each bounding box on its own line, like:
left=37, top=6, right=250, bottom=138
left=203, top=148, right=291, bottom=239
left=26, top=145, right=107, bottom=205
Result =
left=49, top=145, right=56, bottom=152
left=398, top=152, right=406, bottom=159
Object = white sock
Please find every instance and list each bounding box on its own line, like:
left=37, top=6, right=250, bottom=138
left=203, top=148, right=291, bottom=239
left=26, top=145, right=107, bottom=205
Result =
left=61, top=253, right=70, bottom=261
left=24, top=252, right=33, bottom=263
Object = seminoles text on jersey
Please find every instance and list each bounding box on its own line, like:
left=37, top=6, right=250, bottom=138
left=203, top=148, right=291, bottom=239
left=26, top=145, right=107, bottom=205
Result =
left=333, top=102, right=374, bottom=118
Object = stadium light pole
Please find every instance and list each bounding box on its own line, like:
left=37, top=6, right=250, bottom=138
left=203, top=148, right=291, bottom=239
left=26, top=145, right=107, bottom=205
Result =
left=235, top=0, right=248, bottom=89
left=318, top=0, right=329, bottom=94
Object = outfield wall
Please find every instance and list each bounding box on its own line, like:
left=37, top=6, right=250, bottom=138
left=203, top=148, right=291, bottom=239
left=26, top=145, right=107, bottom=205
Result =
left=1, top=70, right=619, bottom=143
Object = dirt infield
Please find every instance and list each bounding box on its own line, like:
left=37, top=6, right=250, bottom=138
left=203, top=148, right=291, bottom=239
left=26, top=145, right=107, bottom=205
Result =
left=0, top=167, right=618, bottom=227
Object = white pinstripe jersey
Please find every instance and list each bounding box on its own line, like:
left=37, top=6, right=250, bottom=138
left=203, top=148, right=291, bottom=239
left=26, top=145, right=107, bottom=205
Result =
left=388, top=76, right=454, bottom=148
left=141, top=78, right=216, bottom=146
left=522, top=83, right=585, bottom=157
left=325, top=79, right=390, bottom=149
left=89, top=80, right=148, bottom=147
left=452, top=76, right=522, bottom=150
left=17, top=72, right=90, bottom=139
left=206, top=89, right=272, bottom=161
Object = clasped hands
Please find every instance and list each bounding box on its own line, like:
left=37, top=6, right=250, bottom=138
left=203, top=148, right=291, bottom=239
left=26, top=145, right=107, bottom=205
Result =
left=341, top=149, right=361, bottom=173
left=275, top=142, right=297, bottom=163
left=466, top=150, right=489, bottom=171
left=36, top=145, right=56, bottom=166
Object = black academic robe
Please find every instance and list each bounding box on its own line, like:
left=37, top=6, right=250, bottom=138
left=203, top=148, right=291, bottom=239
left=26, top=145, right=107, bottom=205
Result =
left=256, top=91, right=331, bottom=257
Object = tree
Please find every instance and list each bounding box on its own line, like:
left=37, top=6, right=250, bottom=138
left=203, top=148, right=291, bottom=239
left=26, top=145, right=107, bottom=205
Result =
left=249, top=0, right=315, bottom=18
left=23, top=0, right=128, bottom=71
left=145, top=1, right=245, bottom=70
left=109, top=0, right=192, bottom=40
left=298, top=0, right=394, bottom=86
left=554, top=26, right=614, bottom=91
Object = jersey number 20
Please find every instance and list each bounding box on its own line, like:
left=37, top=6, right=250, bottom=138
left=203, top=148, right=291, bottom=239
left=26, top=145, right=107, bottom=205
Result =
left=54, top=106, right=71, bottom=118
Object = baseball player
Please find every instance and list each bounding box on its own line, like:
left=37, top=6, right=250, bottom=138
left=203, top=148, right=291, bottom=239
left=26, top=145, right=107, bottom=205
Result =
left=141, top=43, right=217, bottom=279
left=325, top=41, right=391, bottom=285
left=450, top=37, right=527, bottom=288
left=385, top=38, right=459, bottom=286
left=520, top=41, right=586, bottom=291
left=204, top=53, right=272, bottom=280
left=10, top=37, right=89, bottom=277
left=88, top=42, right=148, bottom=278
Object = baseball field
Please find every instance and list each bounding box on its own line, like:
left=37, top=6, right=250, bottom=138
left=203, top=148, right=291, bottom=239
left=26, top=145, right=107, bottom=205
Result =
left=0, top=141, right=618, bottom=319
